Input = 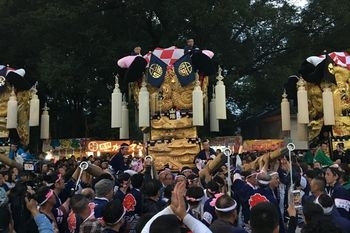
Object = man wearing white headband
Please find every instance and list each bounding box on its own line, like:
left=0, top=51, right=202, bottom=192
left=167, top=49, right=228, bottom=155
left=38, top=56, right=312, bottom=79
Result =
left=101, top=199, right=126, bottom=233
left=232, top=169, right=258, bottom=225
left=315, top=193, right=350, bottom=233
left=194, top=139, right=216, bottom=163
left=109, top=143, right=129, bottom=174
left=70, top=194, right=104, bottom=233
left=209, top=195, right=247, bottom=233
left=252, top=172, right=285, bottom=233
left=36, top=186, right=70, bottom=233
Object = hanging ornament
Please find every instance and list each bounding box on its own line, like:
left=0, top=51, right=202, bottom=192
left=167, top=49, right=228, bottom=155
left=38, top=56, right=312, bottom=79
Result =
left=120, top=95, right=129, bottom=139
left=215, top=66, right=227, bottom=119
left=322, top=86, right=335, bottom=125
left=138, top=77, right=150, bottom=127
left=29, top=82, right=40, bottom=126
left=297, top=78, right=309, bottom=124
left=192, top=73, right=204, bottom=126
left=281, top=90, right=291, bottom=131
left=210, top=86, right=219, bottom=132
left=40, top=103, right=50, bottom=139
left=111, top=75, right=122, bottom=128
left=6, top=87, right=17, bottom=129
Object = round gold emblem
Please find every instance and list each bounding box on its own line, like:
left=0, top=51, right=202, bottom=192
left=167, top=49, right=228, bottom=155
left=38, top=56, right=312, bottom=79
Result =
left=149, top=64, right=163, bottom=79
left=328, top=62, right=334, bottom=74
left=178, top=62, right=192, bottom=77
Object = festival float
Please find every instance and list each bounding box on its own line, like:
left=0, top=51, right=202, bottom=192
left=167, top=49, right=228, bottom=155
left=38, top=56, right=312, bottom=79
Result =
left=241, top=51, right=350, bottom=172
left=0, top=65, right=38, bottom=170
left=283, top=51, right=350, bottom=151
left=115, top=45, right=224, bottom=170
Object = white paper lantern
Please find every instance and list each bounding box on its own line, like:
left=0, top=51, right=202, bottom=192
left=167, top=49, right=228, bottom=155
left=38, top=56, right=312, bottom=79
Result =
left=111, top=76, right=122, bottom=128
left=40, top=104, right=50, bottom=139
left=215, top=67, right=227, bottom=120
left=29, top=86, right=40, bottom=127
left=297, top=78, right=309, bottom=124
left=119, top=98, right=129, bottom=139
left=210, top=91, right=219, bottom=132
left=322, top=87, right=335, bottom=125
left=192, top=75, right=204, bottom=126
left=281, top=90, right=291, bottom=131
left=6, top=87, right=17, bottom=129
left=138, top=79, right=150, bottom=127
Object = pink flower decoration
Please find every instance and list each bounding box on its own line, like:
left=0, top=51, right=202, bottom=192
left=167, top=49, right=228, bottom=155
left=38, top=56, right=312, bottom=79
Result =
left=209, top=193, right=224, bottom=207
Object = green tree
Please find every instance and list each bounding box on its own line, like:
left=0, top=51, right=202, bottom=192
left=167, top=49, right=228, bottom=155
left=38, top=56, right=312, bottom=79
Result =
left=0, top=0, right=348, bottom=141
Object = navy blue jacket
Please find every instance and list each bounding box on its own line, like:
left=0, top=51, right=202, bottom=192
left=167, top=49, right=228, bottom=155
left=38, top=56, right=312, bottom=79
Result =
left=255, top=187, right=285, bottom=233
left=329, top=208, right=350, bottom=233
left=109, top=152, right=128, bottom=173
left=194, top=148, right=216, bottom=162
left=232, top=179, right=256, bottom=223
left=326, top=182, right=350, bottom=220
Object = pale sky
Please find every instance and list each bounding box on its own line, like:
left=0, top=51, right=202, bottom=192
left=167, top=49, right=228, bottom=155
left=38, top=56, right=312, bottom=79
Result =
left=288, top=0, right=308, bottom=7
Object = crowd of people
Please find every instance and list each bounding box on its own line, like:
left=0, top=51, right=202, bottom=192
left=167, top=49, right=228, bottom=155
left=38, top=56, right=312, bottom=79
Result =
left=0, top=140, right=349, bottom=233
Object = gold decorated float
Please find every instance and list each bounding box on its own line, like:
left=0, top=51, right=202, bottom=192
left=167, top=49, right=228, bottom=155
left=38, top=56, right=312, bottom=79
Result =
left=282, top=51, right=350, bottom=151
left=118, top=46, right=217, bottom=170
left=307, top=66, right=350, bottom=141
left=0, top=67, right=33, bottom=146
left=131, top=69, right=209, bottom=169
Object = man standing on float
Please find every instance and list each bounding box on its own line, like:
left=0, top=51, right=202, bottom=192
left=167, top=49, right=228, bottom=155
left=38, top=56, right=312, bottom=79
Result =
left=110, top=143, right=129, bottom=174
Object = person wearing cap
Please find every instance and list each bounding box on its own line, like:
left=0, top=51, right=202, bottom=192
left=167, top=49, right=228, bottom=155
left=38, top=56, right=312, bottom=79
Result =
left=93, top=178, right=115, bottom=218
left=315, top=193, right=350, bottom=233
left=109, top=143, right=129, bottom=174
left=101, top=199, right=126, bottom=233
left=70, top=194, right=104, bottom=233
left=209, top=195, right=247, bottom=233
left=325, top=166, right=350, bottom=220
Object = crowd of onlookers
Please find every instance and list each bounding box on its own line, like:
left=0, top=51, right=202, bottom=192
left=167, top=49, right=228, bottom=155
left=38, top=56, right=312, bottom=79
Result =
left=0, top=140, right=349, bottom=233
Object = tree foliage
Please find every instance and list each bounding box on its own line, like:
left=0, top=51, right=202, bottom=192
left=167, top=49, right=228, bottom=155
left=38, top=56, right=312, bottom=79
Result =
left=0, top=0, right=349, bottom=139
